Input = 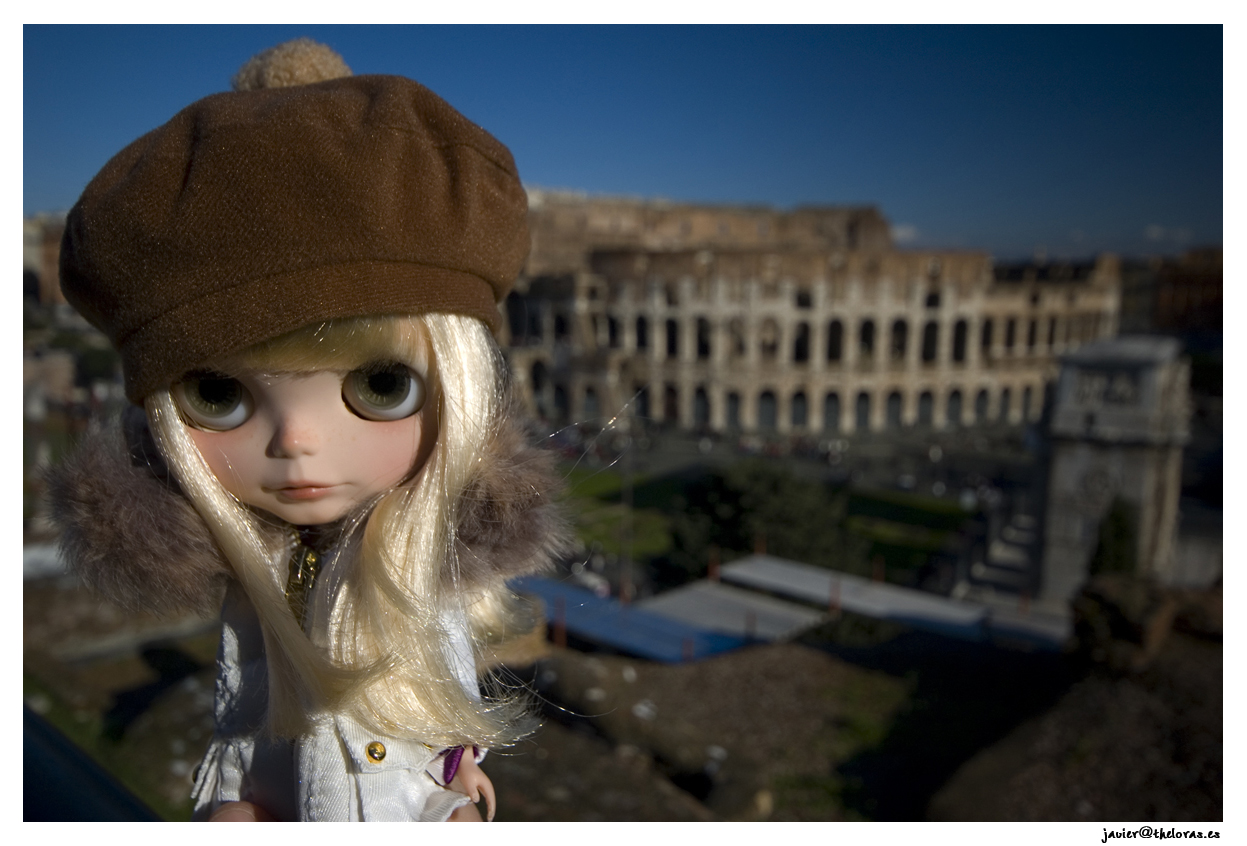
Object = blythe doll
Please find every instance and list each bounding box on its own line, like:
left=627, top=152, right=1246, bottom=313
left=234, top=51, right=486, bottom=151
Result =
left=49, top=41, right=568, bottom=822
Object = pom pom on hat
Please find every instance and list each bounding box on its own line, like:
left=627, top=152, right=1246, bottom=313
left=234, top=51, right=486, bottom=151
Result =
left=231, top=37, right=352, bottom=91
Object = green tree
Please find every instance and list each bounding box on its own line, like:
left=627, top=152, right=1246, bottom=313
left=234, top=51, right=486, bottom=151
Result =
left=660, top=459, right=869, bottom=587
left=1089, top=497, right=1139, bottom=575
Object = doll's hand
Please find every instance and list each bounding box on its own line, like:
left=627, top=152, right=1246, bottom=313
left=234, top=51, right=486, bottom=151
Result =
left=207, top=801, right=275, bottom=821
left=447, top=753, right=496, bottom=822
left=447, top=802, right=483, bottom=822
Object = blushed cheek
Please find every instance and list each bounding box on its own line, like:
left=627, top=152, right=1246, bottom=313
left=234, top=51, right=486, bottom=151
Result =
left=188, top=430, right=221, bottom=474
left=408, top=415, right=436, bottom=481
left=368, top=419, right=427, bottom=489
left=188, top=430, right=250, bottom=494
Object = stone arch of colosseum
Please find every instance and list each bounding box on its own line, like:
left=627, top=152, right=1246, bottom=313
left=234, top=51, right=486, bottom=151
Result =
left=503, top=198, right=1120, bottom=437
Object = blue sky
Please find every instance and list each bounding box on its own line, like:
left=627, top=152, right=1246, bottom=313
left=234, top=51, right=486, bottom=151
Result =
left=23, top=24, right=1222, bottom=260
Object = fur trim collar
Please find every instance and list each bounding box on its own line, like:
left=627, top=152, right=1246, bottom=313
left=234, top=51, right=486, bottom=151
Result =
left=451, top=402, right=573, bottom=592
left=47, top=407, right=232, bottom=616
left=48, top=403, right=570, bottom=617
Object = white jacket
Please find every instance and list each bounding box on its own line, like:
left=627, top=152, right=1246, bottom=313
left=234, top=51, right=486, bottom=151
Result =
left=191, top=544, right=483, bottom=822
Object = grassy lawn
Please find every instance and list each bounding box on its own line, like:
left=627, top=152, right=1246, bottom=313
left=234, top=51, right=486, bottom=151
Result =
left=560, top=462, right=675, bottom=561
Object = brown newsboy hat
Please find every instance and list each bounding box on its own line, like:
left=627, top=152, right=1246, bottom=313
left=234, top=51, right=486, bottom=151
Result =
left=60, top=73, right=529, bottom=403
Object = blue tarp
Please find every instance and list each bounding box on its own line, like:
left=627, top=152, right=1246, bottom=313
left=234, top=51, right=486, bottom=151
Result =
left=511, top=576, right=748, bottom=663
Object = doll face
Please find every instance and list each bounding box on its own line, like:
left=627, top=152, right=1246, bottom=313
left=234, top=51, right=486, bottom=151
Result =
left=176, top=365, right=435, bottom=526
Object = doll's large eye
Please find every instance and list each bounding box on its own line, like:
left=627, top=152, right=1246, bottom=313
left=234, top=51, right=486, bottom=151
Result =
left=174, top=374, right=254, bottom=431
left=342, top=363, right=425, bottom=421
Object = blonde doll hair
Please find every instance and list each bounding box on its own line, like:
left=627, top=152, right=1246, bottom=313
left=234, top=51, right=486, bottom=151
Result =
left=146, top=313, right=533, bottom=746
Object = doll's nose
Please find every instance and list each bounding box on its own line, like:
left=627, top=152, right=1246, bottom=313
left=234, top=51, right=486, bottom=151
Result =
left=266, top=415, right=322, bottom=458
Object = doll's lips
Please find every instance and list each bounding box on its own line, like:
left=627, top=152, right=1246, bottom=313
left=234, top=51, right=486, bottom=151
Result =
left=268, top=483, right=340, bottom=502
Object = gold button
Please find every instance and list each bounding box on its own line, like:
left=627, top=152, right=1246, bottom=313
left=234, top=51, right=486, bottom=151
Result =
left=366, top=741, right=386, bottom=763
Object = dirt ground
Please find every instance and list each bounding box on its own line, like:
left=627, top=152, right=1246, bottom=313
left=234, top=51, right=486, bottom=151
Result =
left=24, top=574, right=1222, bottom=822
left=929, top=631, right=1222, bottom=821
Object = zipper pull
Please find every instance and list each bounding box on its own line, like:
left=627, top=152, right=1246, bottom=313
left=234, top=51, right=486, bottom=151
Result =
left=285, top=545, right=320, bottom=627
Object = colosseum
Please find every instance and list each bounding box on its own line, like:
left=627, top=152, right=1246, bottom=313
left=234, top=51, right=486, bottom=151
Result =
left=504, top=189, right=1122, bottom=436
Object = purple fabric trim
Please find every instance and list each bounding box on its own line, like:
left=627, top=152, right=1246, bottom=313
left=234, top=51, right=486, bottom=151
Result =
left=442, top=746, right=465, bottom=784
left=439, top=745, right=482, bottom=784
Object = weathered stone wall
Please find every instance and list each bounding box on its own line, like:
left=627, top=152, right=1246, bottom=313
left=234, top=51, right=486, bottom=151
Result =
left=508, top=195, right=1122, bottom=438
left=23, top=214, right=68, bottom=306
left=524, top=189, right=892, bottom=279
